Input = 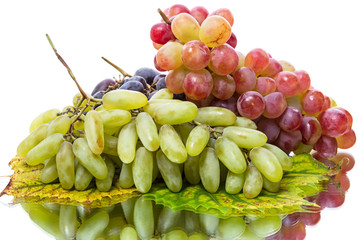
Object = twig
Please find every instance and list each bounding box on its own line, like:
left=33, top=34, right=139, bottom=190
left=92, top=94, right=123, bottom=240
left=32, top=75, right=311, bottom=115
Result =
left=158, top=8, right=171, bottom=25
left=102, top=57, right=132, bottom=78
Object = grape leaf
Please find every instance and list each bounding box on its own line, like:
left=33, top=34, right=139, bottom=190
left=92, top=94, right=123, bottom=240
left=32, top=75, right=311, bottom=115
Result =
left=0, top=157, right=141, bottom=208
left=144, top=154, right=329, bottom=218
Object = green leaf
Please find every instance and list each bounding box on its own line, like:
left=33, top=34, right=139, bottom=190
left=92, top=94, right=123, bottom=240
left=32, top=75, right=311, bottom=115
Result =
left=144, top=154, right=329, bottom=218
left=0, top=157, right=141, bottom=208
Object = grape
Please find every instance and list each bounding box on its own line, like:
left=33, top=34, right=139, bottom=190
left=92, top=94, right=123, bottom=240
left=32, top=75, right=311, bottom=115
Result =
left=84, top=110, right=104, bottom=155
left=336, top=129, right=356, bottom=149
left=279, top=60, right=295, bottom=72
left=132, top=147, right=153, bottom=193
left=17, top=123, right=48, bottom=158
left=47, top=115, right=72, bottom=136
left=163, top=229, right=188, bottom=240
left=244, top=48, right=270, bottom=76
left=209, top=44, right=239, bottom=75
left=56, top=142, right=75, bottom=190
left=233, top=67, right=257, bottom=94
left=194, top=106, right=237, bottom=126
left=263, top=92, right=287, bottom=119
left=133, top=197, right=155, bottom=240
left=262, top=143, right=292, bottom=171
left=103, top=89, right=148, bottom=110
left=120, top=80, right=144, bottom=93
left=153, top=101, right=198, bottom=125
left=225, top=171, right=245, bottom=194
left=91, top=78, right=116, bottom=96
left=184, top=155, right=201, bottom=185
left=215, top=137, right=247, bottom=174
left=26, top=133, right=64, bottom=166
left=154, top=55, right=165, bottom=72
left=316, top=181, right=345, bottom=209
left=210, top=8, right=234, bottom=26
left=249, top=147, right=283, bottom=182
left=29, top=108, right=60, bottom=133
left=217, top=217, right=246, bottom=240
left=119, top=162, right=134, bottom=189
left=120, top=226, right=139, bottom=240
left=199, top=147, right=220, bottom=193
left=226, top=32, right=237, bottom=48
left=274, top=71, right=299, bottom=97
left=159, top=124, right=187, bottom=164
left=300, top=212, right=321, bottom=226
left=156, top=41, right=183, bottom=71
left=313, top=135, right=338, bottom=158
left=256, top=117, right=280, bottom=143
left=76, top=211, right=109, bottom=240
left=98, top=109, right=131, bottom=130
left=248, top=216, right=282, bottom=238
left=157, top=206, right=183, bottom=234
left=282, top=213, right=300, bottom=227
left=117, top=120, right=138, bottom=164
left=337, top=107, right=353, bottom=132
left=135, top=112, right=159, bottom=152
left=72, top=138, right=108, bottom=180
left=183, top=69, right=213, bottom=100
left=165, top=65, right=190, bottom=94
left=75, top=163, right=93, bottom=191
left=150, top=88, right=173, bottom=100
left=155, top=78, right=166, bottom=91
left=210, top=94, right=239, bottom=115
left=233, top=116, right=257, bottom=129
left=263, top=175, right=281, bottom=193
left=301, top=89, right=324, bottom=114
left=59, top=205, right=77, bottom=239
left=171, top=13, right=200, bottom=43
left=294, top=70, right=311, bottom=95
left=255, top=76, right=276, bottom=96
left=96, top=157, right=115, bottom=192
left=276, top=106, right=303, bottom=132
left=199, top=15, right=232, bottom=48
left=243, top=165, right=263, bottom=198
left=200, top=213, right=220, bottom=235
left=168, top=4, right=190, bottom=17
left=318, top=107, right=349, bottom=137
left=331, top=152, right=355, bottom=172
left=150, top=22, right=176, bottom=45
left=300, top=115, right=322, bottom=145
left=181, top=40, right=210, bottom=70
left=190, top=6, right=208, bottom=25
left=260, top=58, right=283, bottom=78
left=286, top=95, right=302, bottom=111
left=153, top=41, right=163, bottom=50
left=211, top=74, right=236, bottom=100
left=186, top=125, right=210, bottom=156
left=223, top=126, right=268, bottom=149
left=156, top=150, right=182, bottom=192
left=234, top=51, right=245, bottom=73
left=275, top=130, right=302, bottom=153
left=237, top=91, right=265, bottom=119
left=40, top=156, right=58, bottom=183
left=188, top=232, right=208, bottom=240
left=124, top=75, right=148, bottom=88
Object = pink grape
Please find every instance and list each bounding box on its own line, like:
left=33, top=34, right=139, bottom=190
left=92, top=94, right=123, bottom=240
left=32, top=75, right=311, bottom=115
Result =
left=276, top=106, right=303, bottom=132
left=199, top=15, right=232, bottom=48
left=274, top=71, right=300, bottom=97
left=208, top=44, right=239, bottom=75
left=210, top=8, right=234, bottom=26
left=154, top=55, right=165, bottom=72
left=168, top=4, right=190, bottom=18
left=156, top=41, right=183, bottom=71
left=150, top=22, right=176, bottom=45
left=301, top=89, right=325, bottom=114
left=260, top=58, right=283, bottom=78
left=337, top=107, right=353, bottom=133
left=190, top=6, right=209, bottom=25
left=300, top=115, right=322, bottom=145
left=183, top=69, right=213, bottom=100
left=318, top=107, right=349, bottom=137
left=321, top=95, right=331, bottom=111
left=313, top=135, right=338, bottom=158
left=226, top=32, right=237, bottom=48
left=236, top=91, right=265, bottom=119
left=294, top=70, right=311, bottom=95
left=279, top=60, right=295, bottom=72
left=211, top=74, right=236, bottom=100
left=171, top=13, right=200, bottom=43
left=275, top=130, right=302, bottom=153
left=257, top=117, right=280, bottom=143
left=165, top=66, right=190, bottom=94
left=244, top=48, right=270, bottom=76
left=330, top=152, right=355, bottom=172
left=262, top=92, right=287, bottom=119
left=233, top=67, right=257, bottom=94
left=255, top=76, right=276, bottom=96
left=336, top=129, right=356, bottom=149
left=152, top=42, right=163, bottom=50
left=233, top=51, right=245, bottom=73
left=181, top=40, right=210, bottom=70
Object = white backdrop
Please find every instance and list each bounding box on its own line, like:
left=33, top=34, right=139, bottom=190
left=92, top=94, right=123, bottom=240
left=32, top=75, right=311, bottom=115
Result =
left=0, top=0, right=359, bottom=239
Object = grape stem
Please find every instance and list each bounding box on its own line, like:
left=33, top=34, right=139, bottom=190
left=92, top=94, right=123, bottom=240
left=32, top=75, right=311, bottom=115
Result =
left=45, top=34, right=90, bottom=102
left=157, top=8, right=171, bottom=25
left=101, top=57, right=132, bottom=78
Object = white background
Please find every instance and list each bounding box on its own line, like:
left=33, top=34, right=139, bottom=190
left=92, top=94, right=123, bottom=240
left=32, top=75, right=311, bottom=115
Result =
left=0, top=0, right=359, bottom=239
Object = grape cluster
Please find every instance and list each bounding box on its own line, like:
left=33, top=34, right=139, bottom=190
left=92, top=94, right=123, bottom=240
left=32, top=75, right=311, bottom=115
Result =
left=150, top=4, right=356, bottom=160
left=17, top=84, right=291, bottom=198
left=22, top=197, right=284, bottom=240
